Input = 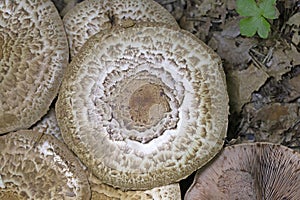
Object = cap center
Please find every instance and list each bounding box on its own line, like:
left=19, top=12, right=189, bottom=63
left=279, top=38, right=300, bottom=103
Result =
left=129, top=84, right=170, bottom=126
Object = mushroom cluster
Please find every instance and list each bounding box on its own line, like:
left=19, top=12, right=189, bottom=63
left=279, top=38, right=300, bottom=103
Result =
left=1, top=0, right=230, bottom=198
left=4, top=0, right=300, bottom=199
left=31, top=105, right=182, bottom=199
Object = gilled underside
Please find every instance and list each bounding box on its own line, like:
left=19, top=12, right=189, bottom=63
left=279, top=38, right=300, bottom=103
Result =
left=185, top=143, right=300, bottom=200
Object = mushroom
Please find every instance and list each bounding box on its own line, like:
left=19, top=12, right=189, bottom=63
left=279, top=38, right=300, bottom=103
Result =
left=0, top=130, right=91, bottom=199
left=56, top=24, right=229, bottom=190
left=32, top=106, right=63, bottom=141
left=89, top=172, right=181, bottom=199
left=32, top=103, right=182, bottom=199
left=62, top=0, right=179, bottom=58
left=0, top=0, right=69, bottom=134
left=184, top=142, right=300, bottom=200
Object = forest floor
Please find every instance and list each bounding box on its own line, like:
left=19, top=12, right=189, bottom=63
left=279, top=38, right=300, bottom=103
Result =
left=155, top=0, right=299, bottom=198
left=156, top=0, right=300, bottom=152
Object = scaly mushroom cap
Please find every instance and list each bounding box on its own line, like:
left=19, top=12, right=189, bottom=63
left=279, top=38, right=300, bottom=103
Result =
left=88, top=172, right=181, bottom=200
left=32, top=106, right=63, bottom=141
left=185, top=142, right=300, bottom=200
left=56, top=24, right=229, bottom=190
left=0, top=130, right=91, bottom=199
left=31, top=103, right=182, bottom=199
left=0, top=0, right=69, bottom=134
left=63, top=0, right=179, bottom=58
left=31, top=101, right=182, bottom=199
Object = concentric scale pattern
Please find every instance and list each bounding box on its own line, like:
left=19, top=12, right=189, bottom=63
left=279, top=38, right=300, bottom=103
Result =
left=56, top=25, right=229, bottom=190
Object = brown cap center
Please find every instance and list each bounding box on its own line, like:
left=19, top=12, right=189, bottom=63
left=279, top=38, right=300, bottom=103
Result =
left=129, top=84, right=170, bottom=126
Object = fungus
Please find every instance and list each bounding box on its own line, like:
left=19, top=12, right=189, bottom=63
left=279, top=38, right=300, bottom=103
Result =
left=185, top=142, right=300, bottom=200
left=89, top=172, right=181, bottom=199
left=0, top=130, right=91, bottom=199
left=62, top=0, right=179, bottom=58
left=32, top=106, right=63, bottom=141
left=0, top=0, right=69, bottom=134
left=56, top=24, right=229, bottom=190
left=31, top=103, right=182, bottom=199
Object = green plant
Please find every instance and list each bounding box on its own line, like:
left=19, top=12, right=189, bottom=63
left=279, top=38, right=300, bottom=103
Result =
left=236, top=0, right=279, bottom=39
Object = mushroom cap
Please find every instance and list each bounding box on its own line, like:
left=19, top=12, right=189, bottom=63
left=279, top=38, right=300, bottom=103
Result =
left=0, top=130, right=91, bottom=199
left=32, top=106, right=63, bottom=141
left=88, top=172, right=181, bottom=200
left=0, top=0, right=69, bottom=134
left=31, top=103, right=181, bottom=199
left=63, top=0, right=179, bottom=58
left=184, top=142, right=300, bottom=200
left=56, top=24, right=229, bottom=190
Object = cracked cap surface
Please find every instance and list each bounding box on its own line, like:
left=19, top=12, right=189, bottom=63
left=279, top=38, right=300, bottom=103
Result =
left=0, top=0, right=69, bottom=134
left=63, top=0, right=179, bottom=58
left=0, top=130, right=91, bottom=200
left=56, top=24, right=229, bottom=190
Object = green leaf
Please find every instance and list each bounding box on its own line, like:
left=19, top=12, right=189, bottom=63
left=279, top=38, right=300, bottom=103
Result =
left=239, top=17, right=258, bottom=37
left=259, top=0, right=278, bottom=19
left=257, top=17, right=271, bottom=38
left=236, top=0, right=277, bottom=39
left=236, top=0, right=260, bottom=17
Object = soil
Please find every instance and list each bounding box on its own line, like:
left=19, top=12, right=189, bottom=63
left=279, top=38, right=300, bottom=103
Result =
left=52, top=0, right=300, bottom=199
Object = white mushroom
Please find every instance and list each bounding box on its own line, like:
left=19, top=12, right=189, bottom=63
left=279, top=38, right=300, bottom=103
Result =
left=0, top=0, right=69, bottom=134
left=0, top=130, right=91, bottom=199
left=62, top=0, right=179, bottom=58
left=185, top=142, right=300, bottom=200
left=56, top=24, right=229, bottom=190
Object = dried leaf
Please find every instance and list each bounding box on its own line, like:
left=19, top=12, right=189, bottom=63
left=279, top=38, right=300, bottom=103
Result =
left=287, top=13, right=300, bottom=26
left=227, top=63, right=269, bottom=113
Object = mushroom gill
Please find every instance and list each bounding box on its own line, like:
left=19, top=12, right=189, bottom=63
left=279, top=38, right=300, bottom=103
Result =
left=62, top=0, right=179, bottom=58
left=185, top=142, right=300, bottom=200
left=0, top=0, right=69, bottom=134
left=56, top=24, right=229, bottom=190
left=0, top=130, right=91, bottom=200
